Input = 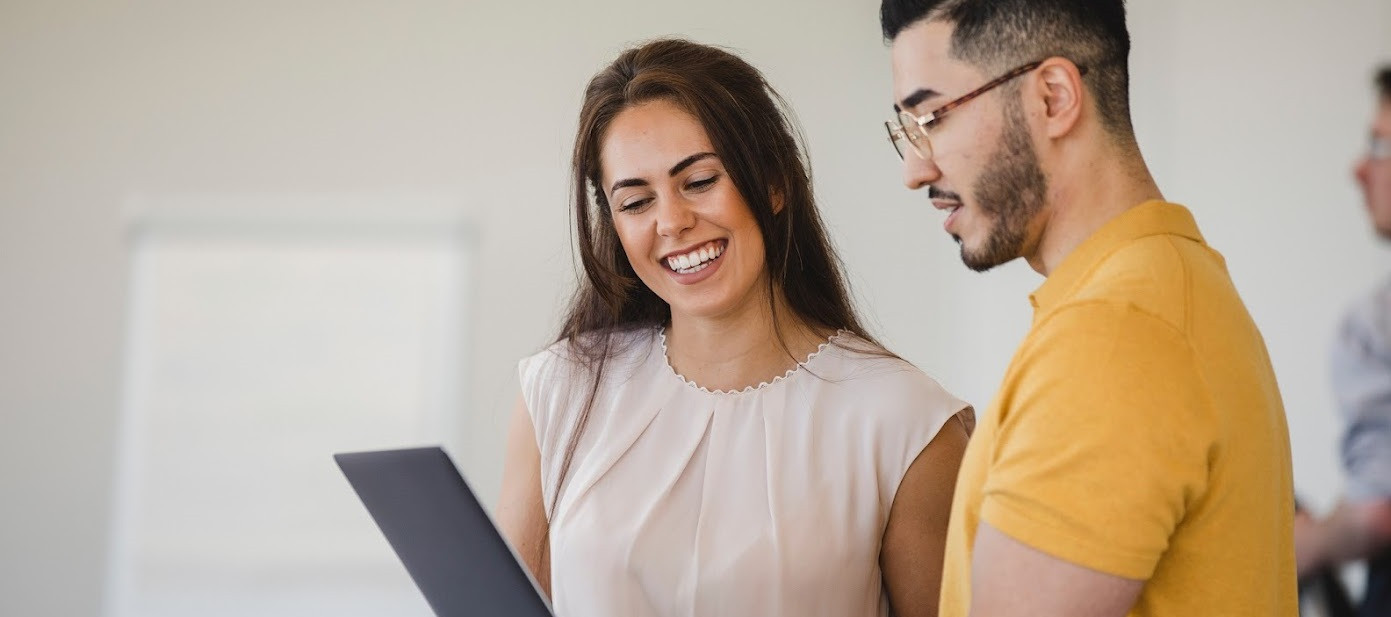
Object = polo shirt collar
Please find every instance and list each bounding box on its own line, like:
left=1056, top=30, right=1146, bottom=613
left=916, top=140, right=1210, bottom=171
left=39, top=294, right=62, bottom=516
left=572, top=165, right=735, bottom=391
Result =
left=1029, top=200, right=1205, bottom=314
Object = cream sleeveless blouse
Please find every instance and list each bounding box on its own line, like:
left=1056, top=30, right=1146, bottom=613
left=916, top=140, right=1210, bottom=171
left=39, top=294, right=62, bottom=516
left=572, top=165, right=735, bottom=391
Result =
left=518, top=327, right=968, bottom=617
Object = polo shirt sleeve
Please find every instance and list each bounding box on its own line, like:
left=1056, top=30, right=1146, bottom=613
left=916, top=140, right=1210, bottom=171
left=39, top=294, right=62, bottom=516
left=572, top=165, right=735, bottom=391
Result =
left=979, top=301, right=1213, bottom=581
left=1333, top=288, right=1391, bottom=502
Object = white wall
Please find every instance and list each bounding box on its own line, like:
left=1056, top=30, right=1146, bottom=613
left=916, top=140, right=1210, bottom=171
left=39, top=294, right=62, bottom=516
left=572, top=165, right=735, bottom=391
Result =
left=1, top=1, right=1387, bottom=615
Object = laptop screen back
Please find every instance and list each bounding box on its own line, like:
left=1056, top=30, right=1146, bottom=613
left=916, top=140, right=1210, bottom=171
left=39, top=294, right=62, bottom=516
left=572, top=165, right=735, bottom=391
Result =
left=335, top=447, right=553, bottom=617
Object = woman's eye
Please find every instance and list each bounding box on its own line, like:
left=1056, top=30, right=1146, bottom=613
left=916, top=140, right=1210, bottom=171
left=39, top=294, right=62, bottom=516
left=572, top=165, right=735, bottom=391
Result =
left=688, top=175, right=719, bottom=190
left=619, top=198, right=652, bottom=212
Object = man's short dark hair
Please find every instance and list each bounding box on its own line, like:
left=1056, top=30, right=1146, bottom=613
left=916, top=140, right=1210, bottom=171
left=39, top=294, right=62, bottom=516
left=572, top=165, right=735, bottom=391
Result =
left=1377, top=65, right=1391, bottom=101
left=881, top=0, right=1133, bottom=140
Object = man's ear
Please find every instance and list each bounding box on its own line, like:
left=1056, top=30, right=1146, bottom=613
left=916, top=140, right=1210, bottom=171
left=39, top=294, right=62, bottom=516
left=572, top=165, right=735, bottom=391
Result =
left=1033, top=58, right=1086, bottom=139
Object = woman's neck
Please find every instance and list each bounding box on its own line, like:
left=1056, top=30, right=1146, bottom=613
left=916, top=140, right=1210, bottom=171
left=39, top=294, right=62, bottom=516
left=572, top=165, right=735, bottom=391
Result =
left=664, top=292, right=830, bottom=393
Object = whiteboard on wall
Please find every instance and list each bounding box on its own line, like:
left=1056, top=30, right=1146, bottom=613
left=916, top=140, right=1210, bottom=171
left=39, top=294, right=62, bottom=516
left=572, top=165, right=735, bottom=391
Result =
left=107, top=195, right=473, bottom=617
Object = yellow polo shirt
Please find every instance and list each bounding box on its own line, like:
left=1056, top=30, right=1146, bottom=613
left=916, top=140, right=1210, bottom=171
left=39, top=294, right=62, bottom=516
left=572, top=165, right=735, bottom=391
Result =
left=939, top=201, right=1297, bottom=616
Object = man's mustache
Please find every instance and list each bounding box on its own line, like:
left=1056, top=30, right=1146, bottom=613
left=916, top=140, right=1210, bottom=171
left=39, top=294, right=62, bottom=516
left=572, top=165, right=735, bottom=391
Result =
left=929, top=186, right=962, bottom=202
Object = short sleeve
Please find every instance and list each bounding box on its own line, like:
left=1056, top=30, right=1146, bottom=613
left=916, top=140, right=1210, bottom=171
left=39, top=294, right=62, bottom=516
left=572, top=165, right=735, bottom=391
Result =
left=518, top=348, right=555, bottom=452
left=1334, top=289, right=1391, bottom=501
left=517, top=344, right=580, bottom=511
left=874, top=364, right=974, bottom=513
left=979, top=302, right=1213, bottom=580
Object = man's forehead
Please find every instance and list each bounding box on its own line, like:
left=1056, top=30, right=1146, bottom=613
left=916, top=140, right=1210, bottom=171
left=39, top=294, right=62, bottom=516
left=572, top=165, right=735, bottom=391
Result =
left=890, top=20, right=975, bottom=110
left=890, top=19, right=954, bottom=69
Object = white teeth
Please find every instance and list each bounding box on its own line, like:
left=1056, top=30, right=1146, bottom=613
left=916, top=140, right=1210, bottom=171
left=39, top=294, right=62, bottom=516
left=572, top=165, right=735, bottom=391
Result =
left=667, top=241, right=725, bottom=273
left=675, top=261, right=711, bottom=275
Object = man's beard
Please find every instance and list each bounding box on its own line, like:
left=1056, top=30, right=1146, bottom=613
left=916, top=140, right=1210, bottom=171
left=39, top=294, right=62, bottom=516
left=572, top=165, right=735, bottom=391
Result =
left=956, top=97, right=1048, bottom=273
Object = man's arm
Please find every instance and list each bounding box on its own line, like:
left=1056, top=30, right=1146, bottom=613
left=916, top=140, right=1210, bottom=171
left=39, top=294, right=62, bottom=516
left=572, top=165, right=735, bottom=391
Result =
left=970, top=522, right=1143, bottom=617
left=964, top=304, right=1210, bottom=614
left=1296, top=498, right=1391, bottom=577
left=1303, top=292, right=1391, bottom=577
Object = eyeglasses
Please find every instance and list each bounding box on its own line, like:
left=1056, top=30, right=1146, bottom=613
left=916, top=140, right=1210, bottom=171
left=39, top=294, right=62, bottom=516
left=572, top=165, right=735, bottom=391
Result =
left=885, top=60, right=1086, bottom=161
left=1371, top=136, right=1391, bottom=161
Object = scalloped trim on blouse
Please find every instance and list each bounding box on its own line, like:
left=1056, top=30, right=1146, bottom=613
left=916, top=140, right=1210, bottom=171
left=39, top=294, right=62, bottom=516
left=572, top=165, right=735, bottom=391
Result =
left=657, top=327, right=849, bottom=395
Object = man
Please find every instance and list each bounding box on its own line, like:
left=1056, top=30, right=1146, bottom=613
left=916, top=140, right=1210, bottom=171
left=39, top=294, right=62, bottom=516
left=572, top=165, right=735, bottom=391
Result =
left=1295, top=66, right=1391, bottom=617
left=879, top=1, right=1298, bottom=616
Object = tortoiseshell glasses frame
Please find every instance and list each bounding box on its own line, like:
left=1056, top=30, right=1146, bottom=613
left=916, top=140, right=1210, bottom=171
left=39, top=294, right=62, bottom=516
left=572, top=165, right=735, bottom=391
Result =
left=886, top=60, right=1088, bottom=161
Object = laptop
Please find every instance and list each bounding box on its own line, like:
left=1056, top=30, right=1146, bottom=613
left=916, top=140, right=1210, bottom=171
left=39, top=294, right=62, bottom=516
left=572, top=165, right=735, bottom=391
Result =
left=334, top=446, right=554, bottom=617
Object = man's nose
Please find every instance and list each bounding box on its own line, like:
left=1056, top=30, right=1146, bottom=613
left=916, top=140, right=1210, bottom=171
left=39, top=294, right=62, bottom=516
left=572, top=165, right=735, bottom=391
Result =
left=1355, top=156, right=1372, bottom=192
left=903, top=150, right=942, bottom=191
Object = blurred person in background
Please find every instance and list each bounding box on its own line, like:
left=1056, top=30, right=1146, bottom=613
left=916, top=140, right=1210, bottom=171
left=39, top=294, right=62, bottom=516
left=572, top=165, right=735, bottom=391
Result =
left=1296, top=65, right=1391, bottom=617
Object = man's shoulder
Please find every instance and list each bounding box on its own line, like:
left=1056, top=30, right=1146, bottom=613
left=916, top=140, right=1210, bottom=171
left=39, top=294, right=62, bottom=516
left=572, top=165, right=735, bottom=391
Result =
left=1356, top=273, right=1391, bottom=321
left=1062, top=235, right=1192, bottom=326
left=1064, top=232, right=1234, bottom=332
left=1339, top=273, right=1391, bottom=355
left=1029, top=298, right=1187, bottom=353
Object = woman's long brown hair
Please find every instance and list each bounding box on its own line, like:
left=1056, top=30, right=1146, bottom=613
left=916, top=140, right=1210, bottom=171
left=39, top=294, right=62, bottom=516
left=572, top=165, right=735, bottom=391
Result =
left=549, top=38, right=886, bottom=516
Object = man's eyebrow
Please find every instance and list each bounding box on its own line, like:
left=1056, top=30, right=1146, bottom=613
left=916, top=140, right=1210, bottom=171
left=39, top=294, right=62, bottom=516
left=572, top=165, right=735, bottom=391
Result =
left=894, top=87, right=941, bottom=113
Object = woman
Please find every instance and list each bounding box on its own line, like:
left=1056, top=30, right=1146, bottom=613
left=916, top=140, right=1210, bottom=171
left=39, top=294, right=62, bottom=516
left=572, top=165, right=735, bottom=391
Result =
left=498, top=38, right=971, bottom=617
